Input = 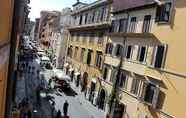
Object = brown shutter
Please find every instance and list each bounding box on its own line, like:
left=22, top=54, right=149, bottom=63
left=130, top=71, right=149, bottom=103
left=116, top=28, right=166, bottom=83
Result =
left=152, top=87, right=160, bottom=109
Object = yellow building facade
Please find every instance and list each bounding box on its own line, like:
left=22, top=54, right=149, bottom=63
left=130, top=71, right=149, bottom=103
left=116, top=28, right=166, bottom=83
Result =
left=65, top=0, right=112, bottom=112
left=102, top=0, right=186, bottom=118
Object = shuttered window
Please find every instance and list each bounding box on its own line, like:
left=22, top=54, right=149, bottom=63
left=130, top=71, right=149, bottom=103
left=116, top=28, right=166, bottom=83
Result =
left=156, top=2, right=172, bottom=22
left=152, top=45, right=167, bottom=68
left=115, top=44, right=123, bottom=57
left=144, top=83, right=160, bottom=108
left=138, top=46, right=147, bottom=63
left=131, top=78, right=140, bottom=96
left=142, top=15, right=151, bottom=33
left=126, top=45, right=132, bottom=59
left=106, top=43, right=113, bottom=55
left=128, top=17, right=137, bottom=33
left=119, top=72, right=128, bottom=89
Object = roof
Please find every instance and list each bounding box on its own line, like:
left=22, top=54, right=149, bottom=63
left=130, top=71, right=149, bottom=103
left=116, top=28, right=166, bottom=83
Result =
left=113, top=0, right=156, bottom=13
left=72, top=1, right=88, bottom=7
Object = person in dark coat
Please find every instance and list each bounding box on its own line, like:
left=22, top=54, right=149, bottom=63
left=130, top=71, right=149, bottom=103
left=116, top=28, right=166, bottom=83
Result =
left=55, top=110, right=62, bottom=118
left=63, top=100, right=69, bottom=116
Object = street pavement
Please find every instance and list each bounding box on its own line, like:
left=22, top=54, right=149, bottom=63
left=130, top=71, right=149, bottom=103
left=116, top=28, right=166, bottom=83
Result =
left=16, top=57, right=105, bottom=118
left=42, top=69, right=106, bottom=118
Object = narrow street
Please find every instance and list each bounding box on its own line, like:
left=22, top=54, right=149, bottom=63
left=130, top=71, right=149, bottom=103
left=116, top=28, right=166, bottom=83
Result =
left=15, top=56, right=105, bottom=118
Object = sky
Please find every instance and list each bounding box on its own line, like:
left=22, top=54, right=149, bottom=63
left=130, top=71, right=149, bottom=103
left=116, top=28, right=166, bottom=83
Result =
left=29, top=0, right=96, bottom=21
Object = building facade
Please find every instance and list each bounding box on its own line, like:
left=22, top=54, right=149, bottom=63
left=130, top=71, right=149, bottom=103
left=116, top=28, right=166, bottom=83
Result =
left=56, top=8, right=72, bottom=68
left=102, top=0, right=186, bottom=118
left=0, top=0, right=31, bottom=117
left=65, top=0, right=112, bottom=114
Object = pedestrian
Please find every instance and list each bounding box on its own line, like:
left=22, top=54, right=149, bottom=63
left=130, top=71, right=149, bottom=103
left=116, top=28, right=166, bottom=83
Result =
left=55, top=110, right=62, bottom=118
left=36, top=86, right=41, bottom=106
left=63, top=100, right=69, bottom=116
left=51, top=100, right=55, bottom=118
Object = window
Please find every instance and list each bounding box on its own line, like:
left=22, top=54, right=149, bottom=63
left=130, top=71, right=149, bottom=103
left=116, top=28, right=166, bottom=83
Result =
left=128, top=17, right=137, bottom=32
left=111, top=68, right=117, bottom=83
left=126, top=45, right=132, bottom=59
left=105, top=43, right=113, bottom=55
left=131, top=78, right=140, bottom=96
left=152, top=45, right=166, bottom=68
left=138, top=46, right=147, bottom=63
left=111, top=20, right=120, bottom=32
left=79, top=15, right=83, bottom=25
left=103, top=66, right=108, bottom=80
left=84, top=13, right=88, bottom=24
left=81, top=48, right=85, bottom=63
left=92, top=11, right=95, bottom=23
left=74, top=47, right=78, bottom=59
left=115, top=44, right=123, bottom=57
left=95, top=51, right=102, bottom=68
left=100, top=7, right=105, bottom=21
left=142, top=15, right=151, bottom=33
left=119, top=19, right=128, bottom=32
left=144, top=83, right=159, bottom=108
left=87, top=50, right=92, bottom=65
left=156, top=2, right=172, bottom=22
left=119, top=72, right=128, bottom=89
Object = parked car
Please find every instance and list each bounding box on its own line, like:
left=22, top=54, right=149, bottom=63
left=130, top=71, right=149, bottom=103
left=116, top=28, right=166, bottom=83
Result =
left=54, top=78, right=70, bottom=91
left=45, top=63, right=53, bottom=70
left=52, top=69, right=71, bottom=91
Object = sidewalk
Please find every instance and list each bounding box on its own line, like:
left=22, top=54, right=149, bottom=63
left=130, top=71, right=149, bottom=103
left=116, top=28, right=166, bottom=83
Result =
left=70, top=82, right=106, bottom=118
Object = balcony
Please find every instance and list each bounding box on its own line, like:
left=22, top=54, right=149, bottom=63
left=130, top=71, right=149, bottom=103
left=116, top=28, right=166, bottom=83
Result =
left=107, top=32, right=155, bottom=39
left=68, top=21, right=111, bottom=31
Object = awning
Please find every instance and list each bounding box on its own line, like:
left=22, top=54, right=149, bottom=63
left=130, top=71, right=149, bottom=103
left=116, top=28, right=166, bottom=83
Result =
left=90, top=77, right=97, bottom=83
left=41, top=56, right=50, bottom=61
left=64, top=63, right=69, bottom=67
left=74, top=72, right=80, bottom=76
left=69, top=68, right=74, bottom=72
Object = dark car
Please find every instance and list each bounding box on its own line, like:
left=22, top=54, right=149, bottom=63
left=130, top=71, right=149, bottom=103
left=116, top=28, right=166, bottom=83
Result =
left=53, top=76, right=70, bottom=91
left=45, top=63, right=53, bottom=70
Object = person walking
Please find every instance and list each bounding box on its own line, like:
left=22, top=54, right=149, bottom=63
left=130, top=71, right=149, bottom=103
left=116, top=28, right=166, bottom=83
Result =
left=55, top=110, right=62, bottom=118
left=63, top=100, right=69, bottom=116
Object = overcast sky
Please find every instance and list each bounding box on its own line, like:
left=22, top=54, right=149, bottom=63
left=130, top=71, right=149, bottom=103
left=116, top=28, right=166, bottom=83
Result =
left=29, top=0, right=96, bottom=21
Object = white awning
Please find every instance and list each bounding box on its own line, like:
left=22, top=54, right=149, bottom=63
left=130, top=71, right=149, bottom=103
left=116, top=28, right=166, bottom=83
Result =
left=90, top=77, right=97, bottom=83
left=69, top=68, right=74, bottom=72
left=64, top=63, right=69, bottom=67
left=74, top=72, right=80, bottom=76
left=41, top=56, right=50, bottom=61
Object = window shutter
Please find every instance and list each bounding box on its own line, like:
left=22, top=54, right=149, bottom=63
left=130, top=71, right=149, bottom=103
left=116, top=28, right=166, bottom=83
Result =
left=140, top=82, right=148, bottom=101
left=154, top=45, right=165, bottom=68
left=152, top=87, right=160, bottom=109
left=155, top=6, right=161, bottom=22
